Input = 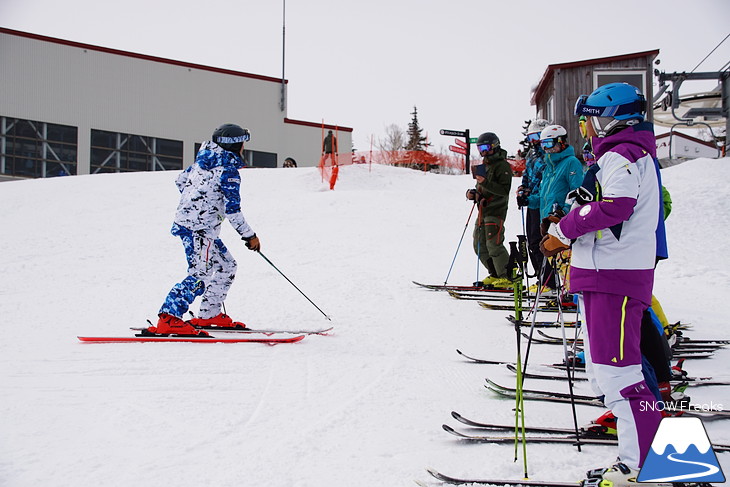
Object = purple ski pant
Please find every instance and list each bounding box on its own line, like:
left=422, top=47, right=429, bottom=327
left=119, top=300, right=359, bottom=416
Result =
left=581, top=291, right=662, bottom=469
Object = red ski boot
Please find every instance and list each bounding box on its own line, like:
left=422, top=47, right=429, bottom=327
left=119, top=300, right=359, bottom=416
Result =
left=585, top=410, right=617, bottom=436
left=148, top=313, right=209, bottom=336
left=189, top=313, right=247, bottom=329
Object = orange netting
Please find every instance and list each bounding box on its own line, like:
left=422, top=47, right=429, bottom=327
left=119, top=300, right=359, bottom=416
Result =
left=320, top=150, right=525, bottom=176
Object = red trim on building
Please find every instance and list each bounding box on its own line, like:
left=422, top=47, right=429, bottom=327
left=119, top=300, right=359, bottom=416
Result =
left=284, top=118, right=353, bottom=132
left=530, top=49, right=660, bottom=105
left=0, top=27, right=287, bottom=84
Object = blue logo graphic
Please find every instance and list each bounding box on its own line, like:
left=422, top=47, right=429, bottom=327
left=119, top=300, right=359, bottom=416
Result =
left=638, top=416, right=725, bottom=483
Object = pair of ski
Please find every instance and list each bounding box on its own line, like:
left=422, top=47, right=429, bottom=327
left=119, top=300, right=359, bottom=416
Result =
left=77, top=325, right=333, bottom=344
left=457, top=350, right=724, bottom=385
left=413, top=281, right=514, bottom=293
left=445, top=410, right=618, bottom=444
left=533, top=329, right=726, bottom=351
left=447, top=289, right=552, bottom=303
left=456, top=349, right=582, bottom=371
left=479, top=301, right=577, bottom=313
left=428, top=411, right=726, bottom=486
left=484, top=377, right=730, bottom=420
left=448, top=408, right=730, bottom=451
left=425, top=467, right=714, bottom=486
left=519, top=331, right=718, bottom=359
left=502, top=363, right=730, bottom=387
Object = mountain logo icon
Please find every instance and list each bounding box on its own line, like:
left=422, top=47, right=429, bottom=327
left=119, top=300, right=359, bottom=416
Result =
left=637, top=416, right=725, bottom=482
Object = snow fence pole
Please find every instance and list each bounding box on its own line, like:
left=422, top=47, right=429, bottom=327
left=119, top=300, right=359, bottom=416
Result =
left=257, top=251, right=331, bottom=321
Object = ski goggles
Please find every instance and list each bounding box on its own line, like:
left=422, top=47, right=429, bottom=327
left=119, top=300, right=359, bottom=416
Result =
left=526, top=132, right=541, bottom=142
left=217, top=128, right=252, bottom=144
left=578, top=116, right=588, bottom=139
left=574, top=94, right=646, bottom=118
left=540, top=138, right=558, bottom=149
left=477, top=143, right=494, bottom=153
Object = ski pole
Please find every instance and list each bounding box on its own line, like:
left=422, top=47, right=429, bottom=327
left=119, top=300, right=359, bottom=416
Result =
left=552, top=255, right=582, bottom=452
left=506, top=241, right=528, bottom=475
left=520, top=259, right=548, bottom=382
left=444, top=202, right=476, bottom=285
left=257, top=251, right=331, bottom=321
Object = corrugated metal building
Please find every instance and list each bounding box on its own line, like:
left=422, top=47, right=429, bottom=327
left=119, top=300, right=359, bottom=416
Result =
left=0, top=27, right=352, bottom=180
left=531, top=50, right=659, bottom=155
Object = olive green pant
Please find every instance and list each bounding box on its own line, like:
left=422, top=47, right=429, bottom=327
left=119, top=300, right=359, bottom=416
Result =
left=473, top=216, right=509, bottom=278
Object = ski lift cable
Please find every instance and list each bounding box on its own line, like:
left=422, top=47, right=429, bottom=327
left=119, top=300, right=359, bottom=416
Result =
left=690, top=32, right=730, bottom=73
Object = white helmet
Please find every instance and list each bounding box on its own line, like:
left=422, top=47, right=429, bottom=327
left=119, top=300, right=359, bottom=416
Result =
left=540, top=125, right=567, bottom=140
left=527, top=119, right=550, bottom=134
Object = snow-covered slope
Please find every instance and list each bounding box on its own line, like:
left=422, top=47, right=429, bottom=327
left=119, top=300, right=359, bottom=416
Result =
left=0, top=160, right=728, bottom=486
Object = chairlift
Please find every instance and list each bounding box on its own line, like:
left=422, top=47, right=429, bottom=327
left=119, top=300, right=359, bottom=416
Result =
left=653, top=70, right=728, bottom=163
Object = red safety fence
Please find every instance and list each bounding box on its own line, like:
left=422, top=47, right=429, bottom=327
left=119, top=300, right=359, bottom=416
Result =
left=326, top=150, right=525, bottom=176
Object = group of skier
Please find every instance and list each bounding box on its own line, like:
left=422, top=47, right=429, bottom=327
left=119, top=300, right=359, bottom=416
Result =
left=466, top=82, right=671, bottom=486
left=146, top=81, right=674, bottom=486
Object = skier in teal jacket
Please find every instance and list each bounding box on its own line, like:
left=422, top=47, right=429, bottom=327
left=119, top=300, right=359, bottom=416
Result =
left=525, top=124, right=583, bottom=289
left=530, top=124, right=584, bottom=220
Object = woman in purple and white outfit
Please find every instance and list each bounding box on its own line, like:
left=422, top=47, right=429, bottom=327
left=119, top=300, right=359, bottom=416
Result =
left=540, top=82, right=668, bottom=485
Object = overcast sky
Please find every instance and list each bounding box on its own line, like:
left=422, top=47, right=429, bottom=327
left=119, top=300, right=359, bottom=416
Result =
left=2, top=0, right=729, bottom=154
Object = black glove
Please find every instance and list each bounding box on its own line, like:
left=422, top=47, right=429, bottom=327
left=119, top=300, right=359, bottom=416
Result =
left=566, top=186, right=594, bottom=206
left=516, top=193, right=529, bottom=207
left=466, top=189, right=477, bottom=201
left=243, top=233, right=260, bottom=251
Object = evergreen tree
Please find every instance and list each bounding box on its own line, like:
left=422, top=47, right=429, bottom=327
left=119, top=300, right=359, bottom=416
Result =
left=405, top=106, right=428, bottom=151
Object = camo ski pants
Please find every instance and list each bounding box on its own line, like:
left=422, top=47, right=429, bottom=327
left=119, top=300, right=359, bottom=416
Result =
left=159, top=224, right=237, bottom=319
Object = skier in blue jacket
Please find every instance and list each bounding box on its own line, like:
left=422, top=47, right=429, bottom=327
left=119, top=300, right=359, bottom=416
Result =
left=516, top=119, right=549, bottom=283
left=148, top=123, right=260, bottom=337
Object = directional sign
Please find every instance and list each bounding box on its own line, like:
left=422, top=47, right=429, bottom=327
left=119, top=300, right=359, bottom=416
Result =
left=440, top=129, right=467, bottom=137
left=455, top=138, right=467, bottom=148
left=469, top=137, right=478, bottom=143
left=449, top=145, right=467, bottom=155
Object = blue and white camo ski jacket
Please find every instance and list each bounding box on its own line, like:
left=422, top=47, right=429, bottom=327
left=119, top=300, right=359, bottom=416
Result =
left=172, top=141, right=255, bottom=240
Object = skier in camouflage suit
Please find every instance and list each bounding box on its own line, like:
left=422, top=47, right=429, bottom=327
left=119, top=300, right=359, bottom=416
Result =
left=148, top=123, right=260, bottom=336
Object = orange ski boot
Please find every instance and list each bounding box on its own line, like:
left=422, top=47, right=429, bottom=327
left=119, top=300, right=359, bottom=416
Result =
left=149, top=313, right=209, bottom=336
left=188, top=313, right=247, bottom=329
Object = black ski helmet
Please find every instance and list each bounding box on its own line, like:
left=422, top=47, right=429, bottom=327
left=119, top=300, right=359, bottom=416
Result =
left=476, top=132, right=500, bottom=153
left=212, top=123, right=251, bottom=152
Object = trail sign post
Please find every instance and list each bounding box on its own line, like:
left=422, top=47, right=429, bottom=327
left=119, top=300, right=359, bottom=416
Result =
left=440, top=128, right=470, bottom=174
left=439, top=129, right=466, bottom=137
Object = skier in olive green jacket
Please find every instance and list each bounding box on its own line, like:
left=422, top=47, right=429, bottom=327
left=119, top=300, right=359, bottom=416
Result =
left=465, top=132, right=513, bottom=288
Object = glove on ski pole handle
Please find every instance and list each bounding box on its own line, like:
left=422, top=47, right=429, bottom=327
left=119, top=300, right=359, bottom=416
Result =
left=257, top=251, right=331, bottom=321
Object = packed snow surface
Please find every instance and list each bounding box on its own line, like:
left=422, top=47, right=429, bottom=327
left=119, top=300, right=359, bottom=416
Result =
left=1, top=159, right=728, bottom=486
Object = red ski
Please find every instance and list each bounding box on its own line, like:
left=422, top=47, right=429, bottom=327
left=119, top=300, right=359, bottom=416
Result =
left=78, top=334, right=305, bottom=344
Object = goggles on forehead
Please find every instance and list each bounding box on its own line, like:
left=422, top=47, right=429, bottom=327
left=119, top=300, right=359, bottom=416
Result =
left=574, top=95, right=646, bottom=118
left=477, top=143, right=493, bottom=153
left=540, top=138, right=559, bottom=149
left=217, top=128, right=251, bottom=144
left=526, top=132, right=541, bottom=142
